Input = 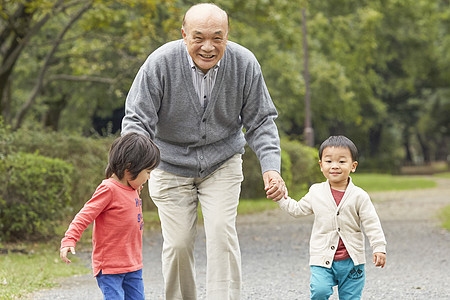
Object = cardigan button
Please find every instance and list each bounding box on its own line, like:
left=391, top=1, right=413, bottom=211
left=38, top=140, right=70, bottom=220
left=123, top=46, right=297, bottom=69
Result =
left=337, top=211, right=340, bottom=215
left=326, top=261, right=330, bottom=265
left=331, top=246, right=335, bottom=250
left=202, top=135, right=206, bottom=139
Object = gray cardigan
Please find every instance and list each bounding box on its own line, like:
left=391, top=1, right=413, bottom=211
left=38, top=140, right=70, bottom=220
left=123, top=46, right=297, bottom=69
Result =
left=122, top=39, right=281, bottom=177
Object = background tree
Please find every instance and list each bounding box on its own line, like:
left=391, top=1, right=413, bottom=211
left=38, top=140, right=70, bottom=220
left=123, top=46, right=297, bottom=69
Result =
left=1, top=0, right=448, bottom=169
left=1, top=0, right=181, bottom=133
left=1, top=0, right=67, bottom=120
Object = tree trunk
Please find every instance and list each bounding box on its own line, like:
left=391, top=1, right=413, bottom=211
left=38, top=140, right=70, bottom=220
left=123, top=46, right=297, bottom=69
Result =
left=0, top=3, right=33, bottom=118
left=302, top=7, right=314, bottom=147
left=1, top=77, right=12, bottom=123
left=369, top=124, right=382, bottom=157
left=0, top=0, right=72, bottom=121
left=43, top=95, right=68, bottom=131
left=416, top=131, right=431, bottom=163
left=436, top=136, right=449, bottom=161
left=402, top=127, right=413, bottom=162
left=13, top=1, right=93, bottom=130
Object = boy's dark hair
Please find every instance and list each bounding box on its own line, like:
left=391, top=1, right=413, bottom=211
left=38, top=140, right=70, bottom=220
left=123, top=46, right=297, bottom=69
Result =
left=318, top=135, right=358, bottom=162
left=105, top=132, right=160, bottom=180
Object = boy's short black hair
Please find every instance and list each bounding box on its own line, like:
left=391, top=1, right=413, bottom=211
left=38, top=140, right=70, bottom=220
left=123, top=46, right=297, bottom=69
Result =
left=105, top=132, right=160, bottom=180
left=318, top=135, right=358, bottom=162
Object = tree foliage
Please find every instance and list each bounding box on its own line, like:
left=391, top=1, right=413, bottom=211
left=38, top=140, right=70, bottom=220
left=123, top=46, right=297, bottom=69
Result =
left=1, top=0, right=182, bottom=133
left=225, top=0, right=449, bottom=167
left=1, top=0, right=449, bottom=168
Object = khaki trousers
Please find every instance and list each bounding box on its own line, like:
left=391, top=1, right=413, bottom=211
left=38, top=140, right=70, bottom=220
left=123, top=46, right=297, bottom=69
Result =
left=149, top=154, right=244, bottom=300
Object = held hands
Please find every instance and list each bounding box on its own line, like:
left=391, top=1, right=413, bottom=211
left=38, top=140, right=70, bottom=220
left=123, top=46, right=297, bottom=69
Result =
left=373, top=252, right=386, bottom=268
left=60, top=246, right=76, bottom=264
left=263, top=170, right=287, bottom=202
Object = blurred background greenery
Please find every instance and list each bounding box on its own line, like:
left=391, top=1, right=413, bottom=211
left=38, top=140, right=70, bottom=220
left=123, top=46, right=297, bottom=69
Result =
left=1, top=0, right=449, bottom=241
left=0, top=2, right=449, bottom=297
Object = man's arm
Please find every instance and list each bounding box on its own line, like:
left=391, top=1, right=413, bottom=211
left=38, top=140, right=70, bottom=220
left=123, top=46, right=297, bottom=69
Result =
left=241, top=60, right=285, bottom=200
left=122, top=67, right=161, bottom=138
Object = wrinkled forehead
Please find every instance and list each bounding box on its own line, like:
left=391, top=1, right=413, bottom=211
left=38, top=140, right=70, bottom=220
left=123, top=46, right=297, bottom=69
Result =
left=183, top=4, right=228, bottom=32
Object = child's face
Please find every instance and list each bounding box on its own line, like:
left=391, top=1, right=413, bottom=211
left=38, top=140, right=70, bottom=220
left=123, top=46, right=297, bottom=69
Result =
left=127, top=168, right=152, bottom=190
left=319, top=146, right=357, bottom=190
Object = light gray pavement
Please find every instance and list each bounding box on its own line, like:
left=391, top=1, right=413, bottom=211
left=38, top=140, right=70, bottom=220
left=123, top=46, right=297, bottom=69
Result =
left=31, top=177, right=450, bottom=299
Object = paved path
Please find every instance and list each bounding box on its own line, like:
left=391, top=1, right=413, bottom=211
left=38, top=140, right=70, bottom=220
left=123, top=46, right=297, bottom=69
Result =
left=31, top=177, right=450, bottom=299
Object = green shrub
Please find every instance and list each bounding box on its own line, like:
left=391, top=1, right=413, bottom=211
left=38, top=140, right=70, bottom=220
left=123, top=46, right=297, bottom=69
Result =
left=280, top=148, right=293, bottom=188
left=0, top=122, right=113, bottom=240
left=0, top=121, right=323, bottom=223
left=280, top=139, right=324, bottom=196
left=241, top=138, right=323, bottom=199
left=11, top=128, right=114, bottom=212
left=241, top=145, right=294, bottom=199
left=0, top=118, right=13, bottom=160
left=0, top=152, right=73, bottom=241
left=241, top=147, right=265, bottom=199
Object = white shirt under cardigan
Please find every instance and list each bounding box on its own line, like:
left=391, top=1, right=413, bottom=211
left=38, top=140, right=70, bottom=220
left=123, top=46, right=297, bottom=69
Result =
left=277, top=177, right=386, bottom=268
left=186, top=48, right=220, bottom=110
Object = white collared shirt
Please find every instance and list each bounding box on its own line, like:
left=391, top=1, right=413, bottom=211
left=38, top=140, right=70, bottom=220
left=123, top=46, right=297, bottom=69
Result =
left=186, top=49, right=220, bottom=109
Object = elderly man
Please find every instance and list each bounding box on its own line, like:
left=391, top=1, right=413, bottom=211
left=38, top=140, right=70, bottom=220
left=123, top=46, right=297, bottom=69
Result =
left=122, top=3, right=285, bottom=299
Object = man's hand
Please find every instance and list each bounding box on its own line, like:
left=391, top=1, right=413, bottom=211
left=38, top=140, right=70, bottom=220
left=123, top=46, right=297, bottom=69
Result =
left=263, top=170, right=287, bottom=202
left=60, top=246, right=76, bottom=264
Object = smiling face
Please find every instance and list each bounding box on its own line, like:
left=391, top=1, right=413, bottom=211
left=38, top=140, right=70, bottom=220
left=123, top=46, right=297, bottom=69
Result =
left=182, top=4, right=228, bottom=74
left=319, top=146, right=358, bottom=190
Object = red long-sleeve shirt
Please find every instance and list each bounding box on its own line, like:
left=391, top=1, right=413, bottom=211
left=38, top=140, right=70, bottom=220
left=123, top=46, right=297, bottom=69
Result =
left=61, top=178, right=144, bottom=276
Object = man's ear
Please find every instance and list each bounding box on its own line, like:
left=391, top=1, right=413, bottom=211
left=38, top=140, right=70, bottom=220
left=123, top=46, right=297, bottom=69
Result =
left=351, top=161, right=358, bottom=173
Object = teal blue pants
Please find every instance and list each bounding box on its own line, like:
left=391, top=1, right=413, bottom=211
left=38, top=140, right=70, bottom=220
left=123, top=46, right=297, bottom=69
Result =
left=310, top=259, right=365, bottom=300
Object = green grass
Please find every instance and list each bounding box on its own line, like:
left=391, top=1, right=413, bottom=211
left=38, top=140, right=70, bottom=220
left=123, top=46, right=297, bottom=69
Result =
left=144, top=198, right=280, bottom=225
left=0, top=242, right=89, bottom=299
left=438, top=205, right=450, bottom=231
left=238, top=197, right=280, bottom=214
left=0, top=200, right=303, bottom=299
left=351, top=173, right=437, bottom=191
left=143, top=210, right=161, bottom=229
left=3, top=173, right=447, bottom=299
left=143, top=173, right=441, bottom=225
left=434, top=172, right=450, bottom=178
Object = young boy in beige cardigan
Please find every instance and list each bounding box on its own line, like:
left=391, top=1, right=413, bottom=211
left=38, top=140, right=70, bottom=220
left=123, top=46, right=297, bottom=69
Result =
left=275, top=135, right=386, bottom=299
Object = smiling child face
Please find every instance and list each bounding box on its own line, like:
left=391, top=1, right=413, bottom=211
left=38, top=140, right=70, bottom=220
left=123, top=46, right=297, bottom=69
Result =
left=319, top=146, right=358, bottom=190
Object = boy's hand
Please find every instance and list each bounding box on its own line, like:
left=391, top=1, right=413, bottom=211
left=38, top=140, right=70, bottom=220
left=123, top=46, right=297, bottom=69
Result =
left=60, top=246, right=76, bottom=264
left=373, top=252, right=386, bottom=268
